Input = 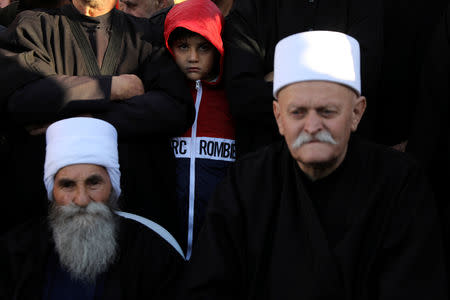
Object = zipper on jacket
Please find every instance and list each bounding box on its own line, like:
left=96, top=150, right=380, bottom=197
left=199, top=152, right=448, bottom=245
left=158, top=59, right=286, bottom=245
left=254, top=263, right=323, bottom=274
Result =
left=186, top=80, right=202, bottom=260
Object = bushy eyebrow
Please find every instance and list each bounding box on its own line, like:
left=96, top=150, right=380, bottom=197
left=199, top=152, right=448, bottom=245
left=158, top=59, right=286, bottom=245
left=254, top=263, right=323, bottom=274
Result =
left=55, top=178, right=75, bottom=187
left=85, top=174, right=105, bottom=185
left=55, top=174, right=105, bottom=187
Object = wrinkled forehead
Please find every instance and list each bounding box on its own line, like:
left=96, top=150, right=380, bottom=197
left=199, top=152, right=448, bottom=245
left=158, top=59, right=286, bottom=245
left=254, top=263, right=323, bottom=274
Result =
left=54, top=163, right=110, bottom=180
left=277, top=80, right=357, bottom=103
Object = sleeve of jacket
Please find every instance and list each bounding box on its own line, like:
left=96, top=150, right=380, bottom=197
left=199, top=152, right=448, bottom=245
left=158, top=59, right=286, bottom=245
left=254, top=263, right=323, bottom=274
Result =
left=178, top=165, right=247, bottom=300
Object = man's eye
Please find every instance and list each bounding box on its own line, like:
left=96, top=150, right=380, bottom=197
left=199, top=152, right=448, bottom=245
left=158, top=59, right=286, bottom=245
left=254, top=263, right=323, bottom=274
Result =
left=321, top=110, right=336, bottom=117
left=290, top=110, right=305, bottom=117
left=87, top=179, right=101, bottom=186
left=60, top=181, right=74, bottom=188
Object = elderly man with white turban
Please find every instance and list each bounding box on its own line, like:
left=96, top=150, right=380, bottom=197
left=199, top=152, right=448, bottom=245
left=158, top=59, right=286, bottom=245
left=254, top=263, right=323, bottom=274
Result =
left=179, top=31, right=448, bottom=299
left=0, top=117, right=184, bottom=299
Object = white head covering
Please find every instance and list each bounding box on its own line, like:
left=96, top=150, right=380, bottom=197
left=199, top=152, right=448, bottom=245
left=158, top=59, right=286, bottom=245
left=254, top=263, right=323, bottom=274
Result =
left=273, top=30, right=361, bottom=98
left=44, top=117, right=121, bottom=202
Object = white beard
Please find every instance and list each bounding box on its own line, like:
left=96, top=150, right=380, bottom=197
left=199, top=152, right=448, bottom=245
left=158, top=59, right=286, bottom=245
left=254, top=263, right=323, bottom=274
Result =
left=48, top=201, right=118, bottom=283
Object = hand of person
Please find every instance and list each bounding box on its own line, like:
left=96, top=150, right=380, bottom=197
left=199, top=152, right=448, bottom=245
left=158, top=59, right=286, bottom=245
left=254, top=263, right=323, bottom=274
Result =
left=264, top=71, right=274, bottom=82
left=26, top=124, right=50, bottom=136
left=111, top=74, right=145, bottom=101
left=391, top=140, right=408, bottom=152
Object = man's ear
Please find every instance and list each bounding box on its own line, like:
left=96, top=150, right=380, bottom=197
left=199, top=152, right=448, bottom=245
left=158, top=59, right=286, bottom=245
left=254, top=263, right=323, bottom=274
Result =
left=273, top=100, right=284, bottom=136
left=351, top=96, right=367, bottom=132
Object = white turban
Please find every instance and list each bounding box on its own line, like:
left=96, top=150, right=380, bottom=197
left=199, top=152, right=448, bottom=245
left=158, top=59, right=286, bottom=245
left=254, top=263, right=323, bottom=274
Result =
left=44, top=117, right=121, bottom=201
left=273, top=30, right=361, bottom=98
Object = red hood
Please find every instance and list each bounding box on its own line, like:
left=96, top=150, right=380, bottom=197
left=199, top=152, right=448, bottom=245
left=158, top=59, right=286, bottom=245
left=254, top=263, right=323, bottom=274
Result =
left=164, top=0, right=224, bottom=84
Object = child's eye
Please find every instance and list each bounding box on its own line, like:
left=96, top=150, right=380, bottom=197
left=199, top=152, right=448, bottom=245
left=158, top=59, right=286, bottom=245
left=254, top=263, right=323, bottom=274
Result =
left=176, top=43, right=189, bottom=50
left=199, top=44, right=212, bottom=52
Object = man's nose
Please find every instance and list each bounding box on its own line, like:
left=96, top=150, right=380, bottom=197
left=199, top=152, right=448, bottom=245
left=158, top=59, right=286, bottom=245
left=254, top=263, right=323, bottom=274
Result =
left=303, top=112, right=323, bottom=135
left=73, top=187, right=90, bottom=207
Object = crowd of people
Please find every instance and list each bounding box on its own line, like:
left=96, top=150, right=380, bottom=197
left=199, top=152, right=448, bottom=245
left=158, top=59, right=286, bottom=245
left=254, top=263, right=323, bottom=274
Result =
left=0, top=0, right=449, bottom=299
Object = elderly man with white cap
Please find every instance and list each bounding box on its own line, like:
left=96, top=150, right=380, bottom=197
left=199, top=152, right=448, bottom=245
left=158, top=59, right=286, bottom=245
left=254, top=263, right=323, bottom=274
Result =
left=178, top=31, right=448, bottom=299
left=0, top=117, right=185, bottom=299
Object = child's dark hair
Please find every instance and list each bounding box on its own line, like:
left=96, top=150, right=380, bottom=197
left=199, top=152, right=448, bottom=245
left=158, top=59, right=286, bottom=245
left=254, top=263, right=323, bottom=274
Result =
left=168, top=28, right=199, bottom=48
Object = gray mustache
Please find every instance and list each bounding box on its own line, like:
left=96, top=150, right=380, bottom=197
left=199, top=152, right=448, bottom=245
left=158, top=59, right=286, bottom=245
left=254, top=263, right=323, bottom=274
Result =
left=292, top=131, right=337, bottom=149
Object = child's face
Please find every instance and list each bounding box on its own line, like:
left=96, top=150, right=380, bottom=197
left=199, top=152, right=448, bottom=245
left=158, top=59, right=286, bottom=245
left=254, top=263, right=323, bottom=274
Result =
left=172, top=34, right=216, bottom=81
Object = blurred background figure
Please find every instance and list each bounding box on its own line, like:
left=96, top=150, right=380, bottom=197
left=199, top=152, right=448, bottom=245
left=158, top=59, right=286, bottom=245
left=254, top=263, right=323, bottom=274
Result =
left=119, top=0, right=173, bottom=18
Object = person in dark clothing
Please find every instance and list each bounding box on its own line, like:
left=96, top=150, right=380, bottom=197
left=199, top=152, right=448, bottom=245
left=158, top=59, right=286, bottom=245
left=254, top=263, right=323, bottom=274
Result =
left=0, top=0, right=194, bottom=237
left=223, top=0, right=383, bottom=156
left=375, top=0, right=448, bottom=149
left=407, top=2, right=450, bottom=285
left=0, top=117, right=185, bottom=299
left=179, top=31, right=448, bottom=300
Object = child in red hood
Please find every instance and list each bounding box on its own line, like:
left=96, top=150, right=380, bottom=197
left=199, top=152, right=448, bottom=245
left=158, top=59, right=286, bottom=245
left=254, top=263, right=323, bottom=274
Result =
left=164, top=0, right=235, bottom=260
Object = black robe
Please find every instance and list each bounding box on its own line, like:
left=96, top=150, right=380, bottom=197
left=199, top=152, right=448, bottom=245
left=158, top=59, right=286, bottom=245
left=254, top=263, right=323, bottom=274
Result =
left=223, top=0, right=383, bottom=156
left=180, top=137, right=448, bottom=299
left=407, top=2, right=450, bottom=284
left=0, top=216, right=184, bottom=300
left=0, top=5, right=195, bottom=236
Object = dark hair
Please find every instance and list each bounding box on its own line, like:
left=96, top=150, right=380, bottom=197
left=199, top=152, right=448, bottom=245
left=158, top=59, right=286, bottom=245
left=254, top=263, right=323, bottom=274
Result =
left=168, top=27, right=200, bottom=47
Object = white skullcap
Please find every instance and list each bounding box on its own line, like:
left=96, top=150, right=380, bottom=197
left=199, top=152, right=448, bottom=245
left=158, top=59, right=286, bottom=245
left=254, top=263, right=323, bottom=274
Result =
left=273, top=30, right=361, bottom=98
left=44, top=117, right=121, bottom=202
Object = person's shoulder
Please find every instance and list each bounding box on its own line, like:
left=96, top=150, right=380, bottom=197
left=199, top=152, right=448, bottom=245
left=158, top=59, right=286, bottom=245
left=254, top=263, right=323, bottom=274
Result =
left=10, top=6, right=63, bottom=31
left=15, top=6, right=60, bottom=21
